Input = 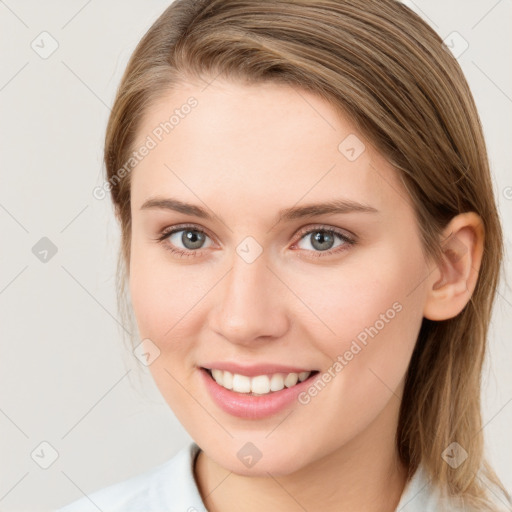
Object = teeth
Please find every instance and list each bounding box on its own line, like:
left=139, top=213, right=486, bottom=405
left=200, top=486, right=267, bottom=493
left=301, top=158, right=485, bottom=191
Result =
left=270, top=373, right=285, bottom=392
left=232, top=373, right=251, bottom=393
left=298, top=371, right=310, bottom=382
left=251, top=375, right=270, bottom=394
left=208, top=369, right=312, bottom=395
left=284, top=373, right=298, bottom=387
left=223, top=370, right=233, bottom=390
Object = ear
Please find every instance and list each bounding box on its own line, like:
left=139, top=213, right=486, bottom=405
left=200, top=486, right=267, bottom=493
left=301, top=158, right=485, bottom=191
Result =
left=423, top=212, right=485, bottom=321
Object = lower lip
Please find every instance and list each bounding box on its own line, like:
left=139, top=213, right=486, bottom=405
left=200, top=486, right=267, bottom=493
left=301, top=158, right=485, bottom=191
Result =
left=199, top=367, right=317, bottom=420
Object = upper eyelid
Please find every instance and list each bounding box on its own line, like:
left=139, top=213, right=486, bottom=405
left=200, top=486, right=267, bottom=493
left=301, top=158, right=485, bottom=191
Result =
left=161, top=223, right=214, bottom=241
left=295, top=224, right=355, bottom=240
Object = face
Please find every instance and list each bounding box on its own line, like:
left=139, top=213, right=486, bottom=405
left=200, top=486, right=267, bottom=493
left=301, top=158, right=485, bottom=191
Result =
left=128, top=78, right=431, bottom=476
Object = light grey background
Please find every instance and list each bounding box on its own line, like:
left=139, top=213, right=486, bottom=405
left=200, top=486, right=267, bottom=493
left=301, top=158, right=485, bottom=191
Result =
left=0, top=1, right=510, bottom=510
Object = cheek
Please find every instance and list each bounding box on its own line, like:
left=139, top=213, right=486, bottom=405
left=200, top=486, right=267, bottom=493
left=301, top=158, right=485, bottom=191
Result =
left=129, top=250, right=205, bottom=422
left=128, top=242, right=218, bottom=403
left=129, top=238, right=203, bottom=341
left=291, top=240, right=426, bottom=398
left=294, top=243, right=424, bottom=341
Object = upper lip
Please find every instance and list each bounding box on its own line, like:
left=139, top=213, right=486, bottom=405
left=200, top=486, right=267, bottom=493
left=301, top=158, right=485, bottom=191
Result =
left=200, top=362, right=316, bottom=377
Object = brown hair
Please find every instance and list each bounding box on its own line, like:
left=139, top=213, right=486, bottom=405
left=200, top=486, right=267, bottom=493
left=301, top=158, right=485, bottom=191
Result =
left=104, top=0, right=510, bottom=509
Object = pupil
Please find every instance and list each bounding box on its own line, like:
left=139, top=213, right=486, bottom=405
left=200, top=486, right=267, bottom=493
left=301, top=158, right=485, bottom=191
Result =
left=312, top=231, right=334, bottom=251
left=183, top=230, right=205, bottom=249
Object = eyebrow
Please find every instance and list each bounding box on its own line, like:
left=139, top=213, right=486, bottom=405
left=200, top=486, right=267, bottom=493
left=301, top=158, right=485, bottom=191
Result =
left=140, top=196, right=379, bottom=223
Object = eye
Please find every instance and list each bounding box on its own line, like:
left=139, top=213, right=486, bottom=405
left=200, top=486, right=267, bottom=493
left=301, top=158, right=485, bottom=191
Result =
left=155, top=223, right=356, bottom=259
left=292, top=225, right=355, bottom=256
left=156, top=225, right=214, bottom=257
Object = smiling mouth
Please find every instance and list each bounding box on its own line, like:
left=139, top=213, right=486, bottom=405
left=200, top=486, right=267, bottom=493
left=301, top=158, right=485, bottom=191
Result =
left=202, top=367, right=319, bottom=396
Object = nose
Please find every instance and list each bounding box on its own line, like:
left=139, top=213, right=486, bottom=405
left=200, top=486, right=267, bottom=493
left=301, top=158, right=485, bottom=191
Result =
left=209, top=251, right=290, bottom=347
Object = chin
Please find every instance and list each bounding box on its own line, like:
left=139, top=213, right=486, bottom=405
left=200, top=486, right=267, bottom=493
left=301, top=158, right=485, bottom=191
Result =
left=201, top=435, right=318, bottom=477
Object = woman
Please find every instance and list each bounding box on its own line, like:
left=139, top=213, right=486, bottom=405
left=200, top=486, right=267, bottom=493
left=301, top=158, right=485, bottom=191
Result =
left=58, top=0, right=511, bottom=510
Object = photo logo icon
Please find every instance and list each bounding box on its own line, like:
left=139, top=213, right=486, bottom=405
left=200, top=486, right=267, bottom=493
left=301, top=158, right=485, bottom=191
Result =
left=441, top=442, right=468, bottom=469
left=338, top=134, right=366, bottom=161
left=236, top=236, right=263, bottom=264
left=442, top=31, right=469, bottom=59
left=31, top=441, right=59, bottom=469
left=133, top=338, right=161, bottom=366
left=31, top=31, right=59, bottom=59
left=237, top=442, right=263, bottom=468
left=32, top=237, right=58, bottom=263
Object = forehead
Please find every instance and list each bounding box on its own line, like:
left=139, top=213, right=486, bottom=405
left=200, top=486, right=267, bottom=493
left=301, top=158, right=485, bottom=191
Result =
left=130, top=79, right=411, bottom=220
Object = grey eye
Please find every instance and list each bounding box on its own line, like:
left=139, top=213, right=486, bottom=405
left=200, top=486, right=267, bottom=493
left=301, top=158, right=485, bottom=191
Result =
left=168, top=229, right=211, bottom=250
left=297, top=230, right=346, bottom=252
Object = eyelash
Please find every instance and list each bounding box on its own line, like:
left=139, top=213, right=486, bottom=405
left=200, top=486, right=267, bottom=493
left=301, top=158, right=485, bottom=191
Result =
left=155, top=223, right=356, bottom=259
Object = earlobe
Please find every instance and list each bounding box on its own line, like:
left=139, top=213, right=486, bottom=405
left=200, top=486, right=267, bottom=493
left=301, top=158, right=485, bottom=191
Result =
left=423, top=212, right=484, bottom=321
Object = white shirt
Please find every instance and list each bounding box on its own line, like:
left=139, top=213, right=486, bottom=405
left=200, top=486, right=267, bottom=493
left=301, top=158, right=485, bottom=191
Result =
left=56, top=442, right=461, bottom=511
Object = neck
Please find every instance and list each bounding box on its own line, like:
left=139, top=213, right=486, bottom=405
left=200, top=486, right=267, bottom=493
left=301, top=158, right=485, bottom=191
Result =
left=194, top=396, right=409, bottom=512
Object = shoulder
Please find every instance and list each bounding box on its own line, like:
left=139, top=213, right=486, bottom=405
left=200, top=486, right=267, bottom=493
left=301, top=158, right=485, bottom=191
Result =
left=56, top=442, right=208, bottom=512
left=396, top=464, right=511, bottom=512
left=396, top=464, right=463, bottom=512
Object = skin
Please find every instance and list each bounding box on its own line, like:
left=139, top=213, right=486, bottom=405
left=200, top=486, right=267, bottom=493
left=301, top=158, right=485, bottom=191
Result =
left=127, top=78, right=484, bottom=512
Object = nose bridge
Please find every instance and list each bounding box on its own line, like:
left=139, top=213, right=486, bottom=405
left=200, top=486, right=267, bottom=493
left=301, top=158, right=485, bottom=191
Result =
left=211, top=248, right=288, bottom=343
